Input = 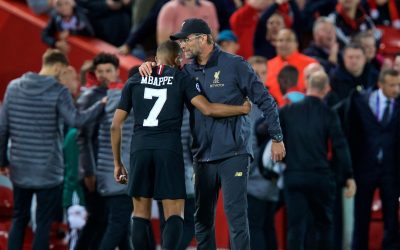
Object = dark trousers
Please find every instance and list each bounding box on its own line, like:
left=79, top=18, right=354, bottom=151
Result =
left=157, top=197, right=195, bottom=250
left=194, top=155, right=250, bottom=250
left=8, top=184, right=62, bottom=250
left=74, top=185, right=107, bottom=250
left=99, top=195, right=133, bottom=250
left=284, top=173, right=336, bottom=250
left=247, top=194, right=277, bottom=250
left=352, top=175, right=399, bottom=250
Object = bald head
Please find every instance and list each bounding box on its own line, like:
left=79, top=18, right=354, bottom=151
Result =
left=304, top=63, right=324, bottom=83
left=308, top=71, right=330, bottom=95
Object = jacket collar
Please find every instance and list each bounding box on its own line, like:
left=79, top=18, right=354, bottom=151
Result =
left=192, top=44, right=220, bottom=71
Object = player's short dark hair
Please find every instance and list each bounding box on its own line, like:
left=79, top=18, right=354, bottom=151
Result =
left=92, top=52, right=119, bottom=70
left=42, top=49, right=69, bottom=66
left=343, top=42, right=365, bottom=55
left=157, top=40, right=182, bottom=58
left=278, top=65, right=298, bottom=94
left=379, top=69, right=400, bottom=83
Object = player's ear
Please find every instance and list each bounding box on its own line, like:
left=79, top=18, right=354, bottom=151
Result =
left=174, top=54, right=182, bottom=68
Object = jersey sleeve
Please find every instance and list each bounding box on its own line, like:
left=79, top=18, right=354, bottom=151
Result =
left=117, top=79, right=133, bottom=112
left=179, top=72, right=201, bottom=104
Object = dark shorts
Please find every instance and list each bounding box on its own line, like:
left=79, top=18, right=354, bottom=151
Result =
left=127, top=149, right=186, bottom=200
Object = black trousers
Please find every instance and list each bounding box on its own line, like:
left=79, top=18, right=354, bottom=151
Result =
left=194, top=155, right=250, bottom=250
left=247, top=194, right=278, bottom=250
left=352, top=174, right=399, bottom=250
left=99, top=195, right=133, bottom=250
left=8, top=184, right=62, bottom=250
left=284, top=173, right=336, bottom=250
left=74, top=184, right=107, bottom=250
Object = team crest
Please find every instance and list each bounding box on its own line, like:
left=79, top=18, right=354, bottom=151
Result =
left=213, top=71, right=220, bottom=84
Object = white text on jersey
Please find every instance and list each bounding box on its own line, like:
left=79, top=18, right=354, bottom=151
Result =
left=141, top=76, right=173, bottom=86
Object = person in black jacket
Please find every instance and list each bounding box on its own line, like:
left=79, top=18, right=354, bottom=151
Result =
left=303, top=17, right=339, bottom=74
left=336, top=69, right=400, bottom=250
left=280, top=71, right=356, bottom=250
left=327, top=43, right=378, bottom=107
left=42, top=0, right=94, bottom=54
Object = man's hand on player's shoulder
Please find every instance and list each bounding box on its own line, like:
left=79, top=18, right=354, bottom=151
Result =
left=139, top=62, right=156, bottom=77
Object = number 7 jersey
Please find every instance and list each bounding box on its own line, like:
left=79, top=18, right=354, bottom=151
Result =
left=117, top=65, right=200, bottom=154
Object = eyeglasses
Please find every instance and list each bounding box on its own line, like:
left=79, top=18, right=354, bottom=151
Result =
left=178, top=34, right=204, bottom=45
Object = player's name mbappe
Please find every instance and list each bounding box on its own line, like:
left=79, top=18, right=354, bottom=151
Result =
left=140, top=76, right=174, bottom=86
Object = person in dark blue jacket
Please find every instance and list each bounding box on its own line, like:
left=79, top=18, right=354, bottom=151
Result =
left=140, top=18, right=286, bottom=250
left=335, top=69, right=400, bottom=250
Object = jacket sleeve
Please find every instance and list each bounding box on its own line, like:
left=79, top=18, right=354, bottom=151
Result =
left=57, top=88, right=104, bottom=128
left=74, top=90, right=102, bottom=177
left=235, top=59, right=283, bottom=139
left=42, top=16, right=58, bottom=47
left=329, top=110, right=353, bottom=184
left=253, top=4, right=277, bottom=55
left=0, top=92, right=10, bottom=167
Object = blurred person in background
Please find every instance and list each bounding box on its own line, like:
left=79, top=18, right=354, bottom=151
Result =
left=336, top=69, right=400, bottom=250
left=230, top=0, right=274, bottom=59
left=265, top=28, right=317, bottom=106
left=77, top=0, right=131, bottom=46
left=156, top=0, right=219, bottom=45
left=280, top=71, right=356, bottom=250
left=328, top=0, right=377, bottom=47
left=253, top=11, right=285, bottom=59
left=216, top=30, right=239, bottom=55
left=75, top=53, right=123, bottom=250
left=42, top=0, right=94, bottom=54
left=303, top=17, right=339, bottom=74
left=363, top=0, right=400, bottom=29
left=327, top=43, right=378, bottom=107
left=0, top=49, right=105, bottom=250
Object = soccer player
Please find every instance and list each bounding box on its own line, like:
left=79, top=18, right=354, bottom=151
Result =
left=110, top=40, right=250, bottom=250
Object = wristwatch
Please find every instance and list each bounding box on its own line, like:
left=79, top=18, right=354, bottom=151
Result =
left=271, top=134, right=283, bottom=142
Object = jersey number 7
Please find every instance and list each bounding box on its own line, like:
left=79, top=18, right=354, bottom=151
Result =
left=143, top=88, right=167, bottom=127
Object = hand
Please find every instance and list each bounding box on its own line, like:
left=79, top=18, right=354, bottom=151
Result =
left=271, top=141, right=285, bottom=162
left=59, top=30, right=69, bottom=40
left=328, top=42, right=339, bottom=64
left=84, top=175, right=96, bottom=192
left=344, top=178, right=356, bottom=198
left=114, top=162, right=128, bottom=184
left=55, top=40, right=70, bottom=54
left=0, top=167, right=9, bottom=177
left=118, top=44, right=131, bottom=55
left=139, top=62, right=156, bottom=77
left=242, top=98, right=252, bottom=115
left=101, top=96, right=108, bottom=104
